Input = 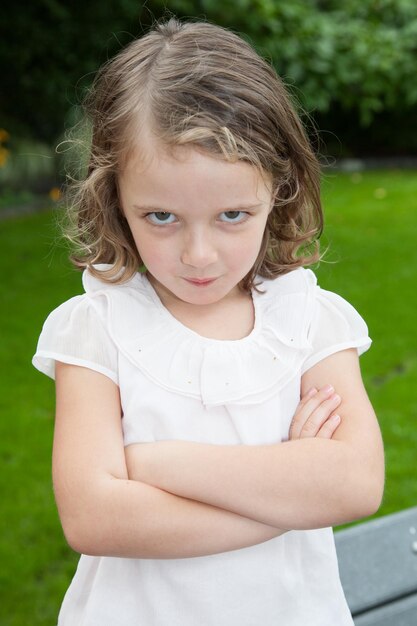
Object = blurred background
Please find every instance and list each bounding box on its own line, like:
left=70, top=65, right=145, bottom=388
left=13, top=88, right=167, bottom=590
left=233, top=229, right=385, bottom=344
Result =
left=1, top=1, right=416, bottom=624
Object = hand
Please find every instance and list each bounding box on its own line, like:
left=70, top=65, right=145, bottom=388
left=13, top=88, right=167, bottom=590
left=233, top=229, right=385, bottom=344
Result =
left=289, top=385, right=342, bottom=440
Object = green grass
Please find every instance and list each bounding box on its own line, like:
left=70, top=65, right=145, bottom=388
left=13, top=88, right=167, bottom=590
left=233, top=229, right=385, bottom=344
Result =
left=319, top=170, right=417, bottom=516
left=0, top=211, right=80, bottom=625
left=1, top=170, right=416, bottom=624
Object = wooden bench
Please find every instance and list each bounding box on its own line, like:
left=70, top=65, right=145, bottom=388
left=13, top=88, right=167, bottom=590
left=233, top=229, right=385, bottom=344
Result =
left=334, top=506, right=417, bottom=625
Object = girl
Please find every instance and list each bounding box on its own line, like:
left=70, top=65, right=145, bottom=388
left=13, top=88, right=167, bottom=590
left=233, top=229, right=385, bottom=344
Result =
left=33, top=17, right=384, bottom=626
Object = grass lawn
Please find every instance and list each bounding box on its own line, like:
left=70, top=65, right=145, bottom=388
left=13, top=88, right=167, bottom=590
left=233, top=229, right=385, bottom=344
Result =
left=1, top=170, right=416, bottom=624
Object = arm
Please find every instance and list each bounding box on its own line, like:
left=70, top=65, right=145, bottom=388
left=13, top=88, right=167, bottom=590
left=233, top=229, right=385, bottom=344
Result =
left=125, top=349, right=385, bottom=530
left=53, top=361, right=289, bottom=559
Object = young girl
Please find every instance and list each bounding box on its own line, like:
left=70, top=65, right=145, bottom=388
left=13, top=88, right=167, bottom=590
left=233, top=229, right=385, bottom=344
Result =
left=33, top=17, right=384, bottom=626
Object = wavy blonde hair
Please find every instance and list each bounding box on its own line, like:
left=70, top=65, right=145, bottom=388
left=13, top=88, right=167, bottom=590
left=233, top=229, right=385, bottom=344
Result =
left=64, top=17, right=323, bottom=292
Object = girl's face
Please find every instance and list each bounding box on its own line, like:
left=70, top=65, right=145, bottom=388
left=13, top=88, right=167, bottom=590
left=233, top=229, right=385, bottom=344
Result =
left=119, top=140, right=273, bottom=310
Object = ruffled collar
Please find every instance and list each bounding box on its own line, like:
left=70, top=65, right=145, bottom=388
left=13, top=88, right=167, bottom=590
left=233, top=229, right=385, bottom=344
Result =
left=82, top=265, right=316, bottom=406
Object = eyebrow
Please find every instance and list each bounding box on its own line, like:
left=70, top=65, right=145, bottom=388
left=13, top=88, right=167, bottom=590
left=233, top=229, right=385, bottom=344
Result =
left=132, top=203, right=264, bottom=213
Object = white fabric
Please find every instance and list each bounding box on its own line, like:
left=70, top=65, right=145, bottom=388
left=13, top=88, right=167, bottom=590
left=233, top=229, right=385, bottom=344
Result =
left=33, top=265, right=371, bottom=626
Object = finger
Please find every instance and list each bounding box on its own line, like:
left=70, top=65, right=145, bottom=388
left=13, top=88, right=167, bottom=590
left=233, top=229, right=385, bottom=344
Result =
left=290, top=385, right=339, bottom=440
left=298, top=387, right=318, bottom=407
left=290, top=392, right=341, bottom=441
left=300, top=384, right=336, bottom=416
left=299, top=394, right=342, bottom=439
left=316, top=414, right=341, bottom=439
left=288, top=387, right=318, bottom=439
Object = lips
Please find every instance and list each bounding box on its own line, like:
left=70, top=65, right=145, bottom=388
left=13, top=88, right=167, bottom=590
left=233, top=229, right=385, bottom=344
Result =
left=185, top=277, right=217, bottom=285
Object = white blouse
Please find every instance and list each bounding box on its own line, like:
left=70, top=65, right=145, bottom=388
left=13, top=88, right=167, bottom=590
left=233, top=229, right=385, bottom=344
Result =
left=33, top=265, right=371, bottom=626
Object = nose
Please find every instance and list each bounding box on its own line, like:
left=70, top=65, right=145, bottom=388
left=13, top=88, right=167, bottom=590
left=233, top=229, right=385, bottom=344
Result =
left=180, top=229, right=218, bottom=268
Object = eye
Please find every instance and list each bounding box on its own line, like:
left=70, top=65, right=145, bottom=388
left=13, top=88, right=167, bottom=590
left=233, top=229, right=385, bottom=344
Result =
left=219, top=211, right=248, bottom=224
left=146, top=212, right=177, bottom=226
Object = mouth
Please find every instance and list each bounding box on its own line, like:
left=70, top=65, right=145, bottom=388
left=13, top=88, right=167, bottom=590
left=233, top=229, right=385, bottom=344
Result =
left=184, top=277, right=217, bottom=286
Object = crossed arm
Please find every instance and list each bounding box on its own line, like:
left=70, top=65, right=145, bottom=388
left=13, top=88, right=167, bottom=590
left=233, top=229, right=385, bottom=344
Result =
left=124, top=349, right=384, bottom=530
left=53, top=349, right=384, bottom=558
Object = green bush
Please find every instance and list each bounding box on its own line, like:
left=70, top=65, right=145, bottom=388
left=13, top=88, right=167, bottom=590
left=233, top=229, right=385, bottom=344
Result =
left=0, top=137, right=58, bottom=193
left=1, top=0, right=417, bottom=152
left=169, top=0, right=417, bottom=125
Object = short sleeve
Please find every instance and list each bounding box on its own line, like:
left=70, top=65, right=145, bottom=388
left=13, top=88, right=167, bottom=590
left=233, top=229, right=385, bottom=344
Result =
left=32, top=295, right=118, bottom=385
left=301, top=287, right=372, bottom=374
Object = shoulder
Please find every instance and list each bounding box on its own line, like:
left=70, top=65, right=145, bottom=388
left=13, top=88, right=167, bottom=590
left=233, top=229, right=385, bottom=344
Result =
left=255, top=268, right=317, bottom=343
left=257, top=267, right=316, bottom=300
left=81, top=263, right=147, bottom=296
left=257, top=267, right=367, bottom=328
left=256, top=267, right=371, bottom=373
left=32, top=264, right=143, bottom=384
left=37, top=264, right=146, bottom=325
left=35, top=263, right=128, bottom=330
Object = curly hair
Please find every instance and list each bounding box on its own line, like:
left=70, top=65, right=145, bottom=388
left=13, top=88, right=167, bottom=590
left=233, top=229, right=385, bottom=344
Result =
left=64, top=17, right=323, bottom=292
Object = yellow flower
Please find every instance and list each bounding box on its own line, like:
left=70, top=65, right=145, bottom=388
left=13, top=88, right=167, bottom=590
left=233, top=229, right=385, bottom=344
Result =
left=374, top=188, right=387, bottom=199
left=0, top=147, right=10, bottom=167
left=351, top=172, right=362, bottom=184
left=0, top=128, right=10, bottom=143
left=49, top=187, right=62, bottom=201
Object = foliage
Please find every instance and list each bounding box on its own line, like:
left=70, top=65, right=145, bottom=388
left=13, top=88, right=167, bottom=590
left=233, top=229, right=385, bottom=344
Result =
left=1, top=0, right=416, bottom=149
left=0, top=0, right=144, bottom=142
left=0, top=128, right=10, bottom=168
left=0, top=133, right=58, bottom=193
left=167, top=0, right=417, bottom=125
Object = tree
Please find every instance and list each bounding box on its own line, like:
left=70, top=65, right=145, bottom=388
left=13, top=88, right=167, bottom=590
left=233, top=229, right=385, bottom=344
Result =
left=1, top=0, right=416, bottom=154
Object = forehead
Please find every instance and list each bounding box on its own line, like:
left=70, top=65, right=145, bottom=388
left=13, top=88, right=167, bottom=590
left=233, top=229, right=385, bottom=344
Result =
left=120, top=136, right=272, bottom=207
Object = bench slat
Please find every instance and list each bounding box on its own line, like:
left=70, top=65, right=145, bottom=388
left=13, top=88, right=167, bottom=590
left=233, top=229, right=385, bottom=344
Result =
left=334, top=506, right=417, bottom=614
left=354, top=594, right=417, bottom=626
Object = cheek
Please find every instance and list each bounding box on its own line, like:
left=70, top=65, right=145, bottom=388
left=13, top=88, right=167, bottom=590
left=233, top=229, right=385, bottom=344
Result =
left=126, top=225, right=152, bottom=261
left=132, top=231, right=173, bottom=269
left=234, top=224, right=266, bottom=257
left=224, top=234, right=264, bottom=273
